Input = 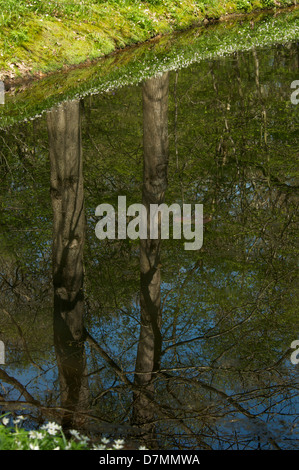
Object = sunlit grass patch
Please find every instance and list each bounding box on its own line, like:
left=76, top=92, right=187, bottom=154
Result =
left=0, top=413, right=148, bottom=450
left=0, top=0, right=297, bottom=79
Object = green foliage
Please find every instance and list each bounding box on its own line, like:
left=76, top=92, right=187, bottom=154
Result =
left=0, top=0, right=297, bottom=80
left=0, top=418, right=87, bottom=450
left=1, top=8, right=298, bottom=129
left=9, top=29, right=29, bottom=45
left=261, top=0, right=275, bottom=7
left=236, top=0, right=253, bottom=11
left=0, top=415, right=145, bottom=450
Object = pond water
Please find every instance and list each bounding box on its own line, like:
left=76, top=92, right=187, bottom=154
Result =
left=0, top=15, right=298, bottom=451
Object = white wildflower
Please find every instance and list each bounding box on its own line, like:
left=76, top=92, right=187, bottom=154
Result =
left=114, top=439, right=124, bottom=445
left=113, top=443, right=124, bottom=450
left=93, top=444, right=106, bottom=450
left=13, top=415, right=26, bottom=423
left=41, top=422, right=61, bottom=435
left=79, top=435, right=90, bottom=446
left=69, top=429, right=81, bottom=440
left=101, top=437, right=110, bottom=444
left=29, top=431, right=44, bottom=440
left=29, top=444, right=40, bottom=450
left=2, top=417, right=9, bottom=426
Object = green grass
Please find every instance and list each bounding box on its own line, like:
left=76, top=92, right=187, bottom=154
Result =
left=0, top=413, right=147, bottom=450
left=0, top=7, right=298, bottom=129
left=0, top=0, right=296, bottom=79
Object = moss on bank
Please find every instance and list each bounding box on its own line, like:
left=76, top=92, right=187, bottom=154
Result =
left=0, top=7, right=298, bottom=129
left=0, top=0, right=297, bottom=80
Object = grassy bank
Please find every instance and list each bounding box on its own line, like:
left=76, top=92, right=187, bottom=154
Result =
left=0, top=0, right=296, bottom=80
left=0, top=7, right=298, bottom=128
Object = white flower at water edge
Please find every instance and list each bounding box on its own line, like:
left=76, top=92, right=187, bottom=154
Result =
left=69, top=429, right=89, bottom=444
left=113, top=438, right=124, bottom=449
left=93, top=444, right=107, bottom=450
left=69, top=429, right=81, bottom=440
left=113, top=443, right=124, bottom=450
left=29, top=444, right=40, bottom=450
left=13, top=415, right=26, bottom=425
left=79, top=435, right=90, bottom=446
left=114, top=439, right=125, bottom=446
left=29, top=431, right=44, bottom=440
left=101, top=437, right=110, bottom=445
left=2, top=417, right=9, bottom=426
left=13, top=416, right=26, bottom=425
left=41, top=422, right=62, bottom=435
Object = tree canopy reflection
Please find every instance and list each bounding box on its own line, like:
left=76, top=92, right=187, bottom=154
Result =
left=0, top=43, right=298, bottom=450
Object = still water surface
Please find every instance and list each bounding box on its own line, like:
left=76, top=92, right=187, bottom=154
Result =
left=0, top=31, right=298, bottom=450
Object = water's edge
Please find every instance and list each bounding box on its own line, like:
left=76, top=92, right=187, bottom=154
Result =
left=0, top=7, right=298, bottom=129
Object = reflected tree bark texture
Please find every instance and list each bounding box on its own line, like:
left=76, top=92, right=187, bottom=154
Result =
left=47, top=101, right=89, bottom=430
left=131, top=73, right=169, bottom=444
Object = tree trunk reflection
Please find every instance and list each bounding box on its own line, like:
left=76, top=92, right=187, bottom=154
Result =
left=47, top=101, right=89, bottom=430
left=132, top=73, right=169, bottom=446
